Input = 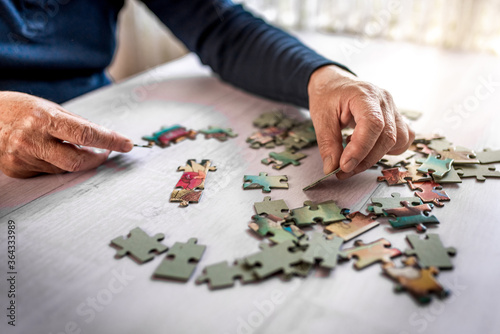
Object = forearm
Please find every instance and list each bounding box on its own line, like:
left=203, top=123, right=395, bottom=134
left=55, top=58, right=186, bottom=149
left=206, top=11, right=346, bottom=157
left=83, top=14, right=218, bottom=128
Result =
left=142, top=0, right=353, bottom=108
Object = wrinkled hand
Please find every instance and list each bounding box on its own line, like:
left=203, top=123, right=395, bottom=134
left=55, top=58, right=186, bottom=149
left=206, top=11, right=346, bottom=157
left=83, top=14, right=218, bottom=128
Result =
left=308, top=65, right=415, bottom=179
left=0, top=91, right=133, bottom=178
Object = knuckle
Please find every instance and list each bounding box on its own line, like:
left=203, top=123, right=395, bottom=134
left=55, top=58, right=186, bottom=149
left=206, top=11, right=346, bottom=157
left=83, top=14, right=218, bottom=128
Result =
left=75, top=124, right=97, bottom=146
left=66, top=157, right=84, bottom=172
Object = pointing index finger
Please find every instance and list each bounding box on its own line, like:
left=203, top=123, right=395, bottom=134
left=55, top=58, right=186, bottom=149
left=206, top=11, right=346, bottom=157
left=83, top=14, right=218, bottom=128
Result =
left=48, top=112, right=133, bottom=152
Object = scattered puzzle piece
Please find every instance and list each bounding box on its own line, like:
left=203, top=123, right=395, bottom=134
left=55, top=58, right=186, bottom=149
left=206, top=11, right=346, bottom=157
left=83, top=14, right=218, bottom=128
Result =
left=254, top=196, right=289, bottom=219
left=247, top=126, right=287, bottom=149
left=383, top=257, right=449, bottom=304
left=384, top=201, right=439, bottom=232
left=431, top=165, right=462, bottom=184
left=437, top=147, right=478, bottom=164
left=378, top=150, right=415, bottom=168
left=199, top=126, right=237, bottom=141
left=456, top=164, right=500, bottom=181
left=377, top=168, right=410, bottom=185
left=262, top=150, right=306, bottom=169
left=110, top=227, right=168, bottom=263
left=244, top=240, right=305, bottom=279
left=413, top=134, right=445, bottom=145
left=404, top=159, right=432, bottom=182
left=368, top=193, right=422, bottom=215
left=299, top=232, right=345, bottom=269
left=153, top=238, right=206, bottom=282
left=427, top=138, right=453, bottom=152
left=249, top=215, right=304, bottom=244
left=142, top=125, right=197, bottom=148
left=342, top=238, right=401, bottom=270
left=324, top=212, right=379, bottom=241
left=288, top=121, right=317, bottom=145
left=196, top=260, right=258, bottom=289
left=253, top=110, right=285, bottom=128
left=405, top=234, right=456, bottom=270
left=243, top=172, right=289, bottom=193
left=417, top=155, right=453, bottom=178
left=408, top=180, right=450, bottom=207
left=289, top=200, right=347, bottom=227
left=170, top=189, right=203, bottom=207
left=476, top=148, right=500, bottom=164
left=282, top=136, right=310, bottom=151
left=175, top=159, right=217, bottom=190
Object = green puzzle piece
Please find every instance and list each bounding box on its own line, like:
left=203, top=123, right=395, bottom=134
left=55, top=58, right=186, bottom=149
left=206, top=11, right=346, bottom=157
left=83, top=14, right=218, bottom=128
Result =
left=368, top=193, right=422, bottom=215
left=456, top=164, right=500, bottom=181
left=196, top=260, right=258, bottom=289
left=243, top=172, right=289, bottom=193
left=254, top=196, right=289, bottom=219
left=111, top=227, right=168, bottom=264
left=261, top=150, right=306, bottom=170
left=299, top=232, right=345, bottom=269
left=405, top=234, right=456, bottom=270
left=289, top=200, right=346, bottom=227
left=249, top=215, right=304, bottom=244
left=153, top=238, right=206, bottom=282
left=417, top=155, right=453, bottom=178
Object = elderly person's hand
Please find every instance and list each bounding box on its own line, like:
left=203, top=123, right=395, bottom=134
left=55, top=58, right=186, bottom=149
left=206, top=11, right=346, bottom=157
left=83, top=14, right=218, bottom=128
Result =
left=0, top=91, right=133, bottom=178
left=308, top=65, right=415, bottom=179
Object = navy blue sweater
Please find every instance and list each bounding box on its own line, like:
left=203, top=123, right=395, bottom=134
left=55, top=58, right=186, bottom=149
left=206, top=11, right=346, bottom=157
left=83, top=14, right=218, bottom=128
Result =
left=0, top=0, right=350, bottom=107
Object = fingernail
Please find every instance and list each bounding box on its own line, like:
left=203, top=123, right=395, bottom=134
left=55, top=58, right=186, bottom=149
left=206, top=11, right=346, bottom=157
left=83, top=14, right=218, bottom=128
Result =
left=121, top=139, right=133, bottom=152
left=343, top=158, right=358, bottom=173
left=323, top=155, right=334, bottom=174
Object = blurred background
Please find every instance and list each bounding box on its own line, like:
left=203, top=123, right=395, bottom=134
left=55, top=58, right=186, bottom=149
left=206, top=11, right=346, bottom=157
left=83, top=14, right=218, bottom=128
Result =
left=108, top=0, right=500, bottom=81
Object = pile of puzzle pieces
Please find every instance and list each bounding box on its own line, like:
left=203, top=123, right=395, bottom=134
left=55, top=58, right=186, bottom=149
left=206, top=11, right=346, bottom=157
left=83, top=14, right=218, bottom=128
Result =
left=141, top=124, right=237, bottom=147
left=111, top=111, right=499, bottom=305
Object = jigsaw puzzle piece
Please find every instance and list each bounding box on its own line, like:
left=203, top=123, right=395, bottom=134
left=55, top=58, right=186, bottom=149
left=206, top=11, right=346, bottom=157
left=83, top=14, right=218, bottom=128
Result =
left=377, top=168, right=410, bottom=185
left=456, top=164, right=500, bottom=181
left=342, top=238, right=401, bottom=270
left=153, top=238, right=206, bottom=282
left=244, top=240, right=304, bottom=279
left=254, top=196, right=289, bottom=219
left=408, top=180, right=450, bottom=207
left=368, top=193, right=422, bottom=215
left=247, top=126, right=287, bottom=149
left=436, top=147, right=479, bottom=164
left=405, top=234, right=456, bottom=270
left=417, top=155, right=453, bottom=178
left=427, top=138, right=453, bottom=152
left=196, top=260, right=258, bottom=289
left=476, top=148, right=500, bottom=164
left=324, top=212, right=379, bottom=241
left=243, top=172, right=289, bottom=193
left=142, top=125, right=197, bottom=148
left=431, top=165, right=462, bottom=183
left=403, top=159, right=432, bottom=182
left=413, top=134, right=445, bottom=145
left=170, top=189, right=203, bottom=207
left=111, top=227, right=168, bottom=263
left=378, top=150, right=415, bottom=168
left=262, top=150, right=306, bottom=170
left=289, top=200, right=347, bottom=227
left=383, top=201, right=438, bottom=232
left=174, top=159, right=216, bottom=191
left=383, top=257, right=449, bottom=304
left=299, top=232, right=345, bottom=269
left=249, top=215, right=304, bottom=244
left=253, top=110, right=285, bottom=128
left=199, top=126, right=237, bottom=141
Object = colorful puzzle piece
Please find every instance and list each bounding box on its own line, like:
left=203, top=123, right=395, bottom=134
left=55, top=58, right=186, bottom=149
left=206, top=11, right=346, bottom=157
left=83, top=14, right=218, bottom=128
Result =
left=262, top=150, right=307, bottom=170
left=153, top=238, right=206, bottom=282
left=169, top=189, right=203, bottom=207
left=249, top=215, right=304, bottom=244
left=196, top=260, right=258, bottom=289
left=324, top=212, right=379, bottom=241
left=404, top=159, right=432, bottom=182
left=405, top=234, right=456, bottom=270
left=299, top=232, right=345, bottom=269
left=368, top=193, right=422, bottom=215
left=436, top=147, right=478, bottom=164
left=289, top=200, right=347, bottom=227
left=110, top=227, right=168, bottom=263
left=378, top=150, right=415, bottom=168
left=243, top=172, right=289, bottom=193
left=408, top=180, right=450, bottom=207
left=244, top=240, right=305, bottom=279
left=417, top=155, right=453, bottom=178
left=383, top=257, right=449, bottom=304
left=431, top=165, right=462, bottom=183
left=342, top=238, right=401, bottom=270
left=175, top=159, right=217, bottom=190
left=142, top=125, right=197, bottom=148
left=246, top=126, right=287, bottom=149
left=377, top=168, right=410, bottom=185
left=199, top=126, right=237, bottom=141
left=456, top=164, right=500, bottom=181
left=254, top=196, right=289, bottom=219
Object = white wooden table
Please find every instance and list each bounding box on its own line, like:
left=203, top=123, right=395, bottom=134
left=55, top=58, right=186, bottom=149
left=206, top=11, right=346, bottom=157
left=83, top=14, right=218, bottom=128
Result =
left=1, top=33, right=500, bottom=334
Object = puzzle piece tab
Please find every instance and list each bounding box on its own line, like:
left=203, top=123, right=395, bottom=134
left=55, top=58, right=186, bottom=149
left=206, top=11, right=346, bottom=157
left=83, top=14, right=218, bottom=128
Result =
left=383, top=257, right=449, bottom=304
left=342, top=238, right=401, bottom=270
left=196, top=260, right=258, bottom=289
left=324, top=212, right=379, bottom=241
left=243, top=172, right=289, bottom=193
left=153, top=238, right=206, bottom=282
left=405, top=234, right=456, bottom=270
left=289, top=200, right=347, bottom=227
left=368, top=193, right=422, bottom=215
left=111, top=227, right=168, bottom=263
left=262, top=150, right=306, bottom=170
